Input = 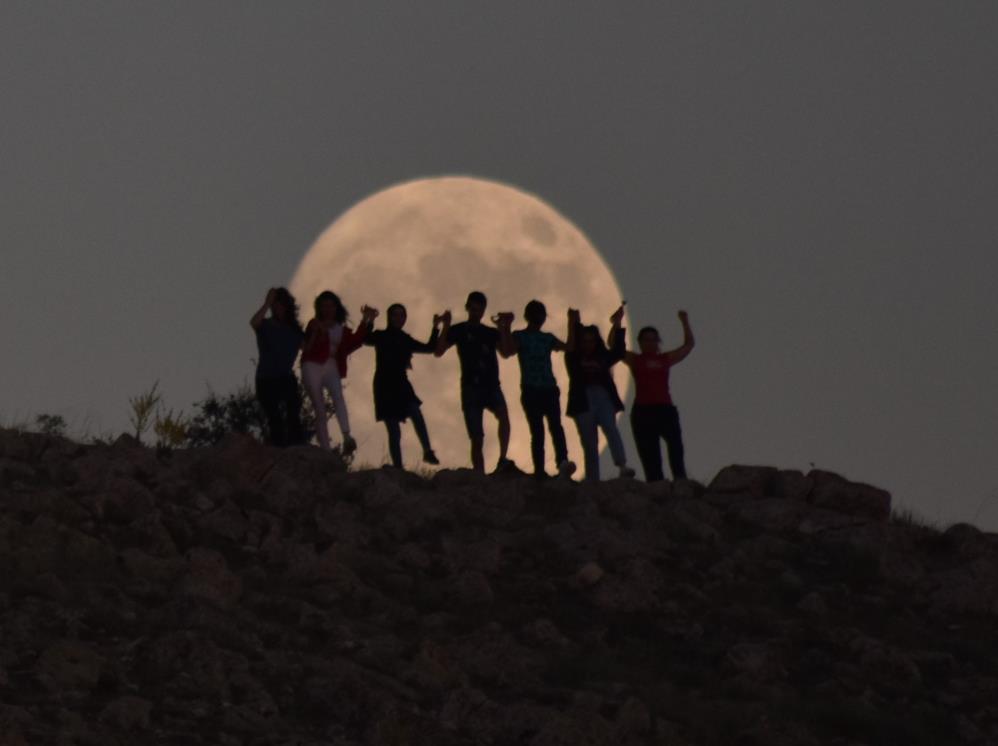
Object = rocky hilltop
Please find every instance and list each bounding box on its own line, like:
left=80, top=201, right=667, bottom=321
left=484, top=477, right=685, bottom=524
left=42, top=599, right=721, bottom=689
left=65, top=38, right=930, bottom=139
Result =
left=1, top=429, right=997, bottom=745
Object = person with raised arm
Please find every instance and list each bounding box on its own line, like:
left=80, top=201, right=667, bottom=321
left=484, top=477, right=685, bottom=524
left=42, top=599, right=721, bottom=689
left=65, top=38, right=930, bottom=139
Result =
left=365, top=303, right=442, bottom=469
left=250, top=287, right=305, bottom=447
left=622, top=311, right=695, bottom=482
left=564, top=305, right=636, bottom=481
left=435, top=291, right=513, bottom=473
left=301, top=291, right=377, bottom=453
left=497, top=300, right=576, bottom=479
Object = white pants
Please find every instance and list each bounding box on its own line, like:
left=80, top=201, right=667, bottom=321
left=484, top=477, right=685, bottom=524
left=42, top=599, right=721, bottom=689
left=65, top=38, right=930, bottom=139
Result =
left=302, top=360, right=350, bottom=449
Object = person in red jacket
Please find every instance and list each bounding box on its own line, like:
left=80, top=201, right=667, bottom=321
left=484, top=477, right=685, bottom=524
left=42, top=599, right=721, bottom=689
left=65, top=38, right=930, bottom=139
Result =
left=301, top=291, right=377, bottom=453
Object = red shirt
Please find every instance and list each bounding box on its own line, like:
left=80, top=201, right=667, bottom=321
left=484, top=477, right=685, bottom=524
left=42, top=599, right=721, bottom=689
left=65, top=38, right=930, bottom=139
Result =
left=629, top=352, right=673, bottom=405
left=301, top=321, right=368, bottom=378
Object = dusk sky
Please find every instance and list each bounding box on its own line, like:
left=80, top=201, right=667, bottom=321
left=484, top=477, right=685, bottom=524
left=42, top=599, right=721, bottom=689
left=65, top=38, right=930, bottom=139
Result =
left=2, top=3, right=996, bottom=527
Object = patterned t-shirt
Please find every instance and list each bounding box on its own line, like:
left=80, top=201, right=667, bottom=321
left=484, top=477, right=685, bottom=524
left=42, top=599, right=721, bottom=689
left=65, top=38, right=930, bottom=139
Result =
left=512, top=330, right=559, bottom=389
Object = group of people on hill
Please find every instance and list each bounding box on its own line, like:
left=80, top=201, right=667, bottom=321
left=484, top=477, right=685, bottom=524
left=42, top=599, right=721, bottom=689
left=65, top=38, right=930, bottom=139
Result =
left=250, top=287, right=694, bottom=483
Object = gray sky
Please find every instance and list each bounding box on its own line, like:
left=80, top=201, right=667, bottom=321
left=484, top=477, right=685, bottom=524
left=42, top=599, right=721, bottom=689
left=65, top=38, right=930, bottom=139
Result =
left=2, top=2, right=996, bottom=527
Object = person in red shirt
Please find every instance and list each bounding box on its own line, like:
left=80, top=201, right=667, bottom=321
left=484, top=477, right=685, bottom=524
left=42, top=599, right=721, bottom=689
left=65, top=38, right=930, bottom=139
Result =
left=623, top=310, right=695, bottom=482
left=301, top=290, right=377, bottom=454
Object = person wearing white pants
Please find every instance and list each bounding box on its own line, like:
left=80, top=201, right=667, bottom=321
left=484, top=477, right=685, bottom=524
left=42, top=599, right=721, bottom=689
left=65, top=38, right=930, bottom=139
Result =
left=300, top=290, right=377, bottom=453
left=302, top=356, right=351, bottom=450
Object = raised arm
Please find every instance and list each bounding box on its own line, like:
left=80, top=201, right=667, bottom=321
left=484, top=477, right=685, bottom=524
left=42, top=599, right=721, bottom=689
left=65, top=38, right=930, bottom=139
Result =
left=434, top=310, right=452, bottom=357
left=665, top=310, right=695, bottom=365
left=411, top=315, right=443, bottom=354
left=565, top=308, right=581, bottom=353
left=495, top=312, right=516, bottom=358
left=607, top=304, right=627, bottom=365
left=250, top=288, right=276, bottom=331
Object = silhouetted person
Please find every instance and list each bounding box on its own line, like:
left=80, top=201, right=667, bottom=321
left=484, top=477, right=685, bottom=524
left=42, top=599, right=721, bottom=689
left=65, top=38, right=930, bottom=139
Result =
left=435, top=291, right=513, bottom=473
left=301, top=291, right=377, bottom=453
left=624, top=311, right=695, bottom=481
left=365, top=303, right=441, bottom=469
left=497, top=300, right=576, bottom=479
left=250, top=287, right=305, bottom=447
left=565, top=305, right=635, bottom=481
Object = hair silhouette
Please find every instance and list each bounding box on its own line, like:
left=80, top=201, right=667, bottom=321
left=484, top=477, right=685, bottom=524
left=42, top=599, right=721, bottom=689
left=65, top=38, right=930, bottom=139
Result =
left=314, top=291, right=348, bottom=324
left=524, top=300, right=547, bottom=325
left=466, top=291, right=487, bottom=307
left=638, top=326, right=659, bottom=342
left=273, top=288, right=303, bottom=333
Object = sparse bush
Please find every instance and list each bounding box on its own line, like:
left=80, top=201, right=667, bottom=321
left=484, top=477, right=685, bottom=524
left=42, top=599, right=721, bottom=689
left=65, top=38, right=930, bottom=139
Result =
left=184, top=386, right=269, bottom=447
left=184, top=382, right=321, bottom=448
left=128, top=382, right=161, bottom=443
left=34, top=413, right=67, bottom=437
left=154, top=408, right=189, bottom=450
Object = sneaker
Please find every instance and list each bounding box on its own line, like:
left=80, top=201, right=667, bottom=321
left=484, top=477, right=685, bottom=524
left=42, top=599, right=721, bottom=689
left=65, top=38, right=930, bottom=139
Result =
left=495, top=457, right=517, bottom=473
left=422, top=450, right=440, bottom=465
left=557, top=459, right=577, bottom=478
left=342, top=435, right=357, bottom=455
left=618, top=465, right=636, bottom=479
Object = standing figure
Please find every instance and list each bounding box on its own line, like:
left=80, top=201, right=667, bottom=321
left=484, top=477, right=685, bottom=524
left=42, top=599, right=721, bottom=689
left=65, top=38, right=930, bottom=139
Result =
left=624, top=311, right=695, bottom=481
left=565, top=305, right=636, bottom=481
left=435, top=291, right=513, bottom=473
left=250, top=287, right=305, bottom=447
left=301, top=291, right=377, bottom=453
left=497, top=300, right=576, bottom=479
left=365, top=303, right=442, bottom=469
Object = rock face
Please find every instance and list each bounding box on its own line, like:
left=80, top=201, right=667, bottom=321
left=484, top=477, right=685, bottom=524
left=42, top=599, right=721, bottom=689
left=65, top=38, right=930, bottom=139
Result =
left=1, top=433, right=997, bottom=745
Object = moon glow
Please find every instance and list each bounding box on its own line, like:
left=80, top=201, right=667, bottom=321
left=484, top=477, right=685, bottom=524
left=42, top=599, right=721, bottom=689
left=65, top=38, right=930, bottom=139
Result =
left=290, top=176, right=631, bottom=473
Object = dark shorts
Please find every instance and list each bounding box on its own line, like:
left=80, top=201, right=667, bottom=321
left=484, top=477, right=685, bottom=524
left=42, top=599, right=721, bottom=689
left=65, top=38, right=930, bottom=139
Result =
left=461, top=386, right=507, bottom=439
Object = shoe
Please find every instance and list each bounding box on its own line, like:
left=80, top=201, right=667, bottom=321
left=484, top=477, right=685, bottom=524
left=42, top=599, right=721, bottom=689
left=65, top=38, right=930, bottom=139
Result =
left=423, top=450, right=440, bottom=465
left=557, top=459, right=577, bottom=477
left=618, top=465, right=636, bottom=479
left=495, top=457, right=517, bottom=473
left=342, top=435, right=357, bottom=455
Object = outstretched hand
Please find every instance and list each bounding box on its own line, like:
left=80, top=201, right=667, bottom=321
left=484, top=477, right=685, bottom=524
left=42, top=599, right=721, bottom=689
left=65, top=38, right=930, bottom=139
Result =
left=678, top=310, right=689, bottom=323
left=610, top=304, right=626, bottom=326
left=265, top=287, right=277, bottom=307
left=567, top=308, right=581, bottom=324
left=360, top=305, right=380, bottom=322
left=492, top=312, right=514, bottom=328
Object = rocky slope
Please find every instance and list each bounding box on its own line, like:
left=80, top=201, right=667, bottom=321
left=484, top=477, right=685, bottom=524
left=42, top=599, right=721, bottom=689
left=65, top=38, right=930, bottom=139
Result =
left=1, top=428, right=997, bottom=745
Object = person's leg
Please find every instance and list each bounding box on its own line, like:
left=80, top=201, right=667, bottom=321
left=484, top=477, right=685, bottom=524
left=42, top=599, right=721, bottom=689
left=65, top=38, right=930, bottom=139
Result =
left=283, top=375, right=305, bottom=446
left=521, top=388, right=547, bottom=475
left=384, top=419, right=403, bottom=468
left=408, top=402, right=433, bottom=456
left=462, top=390, right=486, bottom=473
left=302, top=362, right=330, bottom=449
left=256, top=377, right=284, bottom=446
left=494, top=390, right=510, bottom=463
left=572, top=410, right=600, bottom=481
left=631, top=405, right=665, bottom=482
left=589, top=386, right=628, bottom=469
left=660, top=405, right=688, bottom=480
left=323, top=361, right=351, bottom=439
left=543, top=387, right=570, bottom=468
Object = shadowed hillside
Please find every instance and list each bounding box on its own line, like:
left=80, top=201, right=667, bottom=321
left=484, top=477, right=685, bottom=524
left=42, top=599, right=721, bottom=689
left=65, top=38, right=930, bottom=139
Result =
left=1, top=429, right=997, bottom=745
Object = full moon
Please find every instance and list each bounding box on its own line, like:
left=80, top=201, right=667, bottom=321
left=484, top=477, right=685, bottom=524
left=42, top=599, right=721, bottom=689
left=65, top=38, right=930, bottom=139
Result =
left=289, top=176, right=631, bottom=474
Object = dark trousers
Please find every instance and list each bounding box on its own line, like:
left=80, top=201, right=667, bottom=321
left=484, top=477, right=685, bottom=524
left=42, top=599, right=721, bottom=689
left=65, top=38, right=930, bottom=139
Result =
left=384, top=402, right=433, bottom=468
left=256, top=375, right=304, bottom=447
left=630, top=404, right=687, bottom=482
left=521, top=386, right=569, bottom=475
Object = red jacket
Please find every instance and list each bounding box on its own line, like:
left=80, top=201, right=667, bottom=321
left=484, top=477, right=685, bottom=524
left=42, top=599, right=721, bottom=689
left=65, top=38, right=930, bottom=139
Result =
left=301, top=321, right=369, bottom=378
